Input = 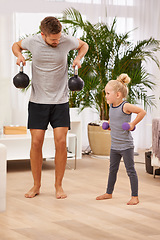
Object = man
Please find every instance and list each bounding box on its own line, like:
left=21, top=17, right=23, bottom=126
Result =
left=12, top=16, right=88, bottom=199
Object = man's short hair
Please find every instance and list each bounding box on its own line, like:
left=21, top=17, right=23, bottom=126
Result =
left=40, top=16, right=62, bottom=35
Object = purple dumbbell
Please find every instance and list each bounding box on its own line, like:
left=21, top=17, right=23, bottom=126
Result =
left=122, top=122, right=136, bottom=131
left=102, top=122, right=109, bottom=130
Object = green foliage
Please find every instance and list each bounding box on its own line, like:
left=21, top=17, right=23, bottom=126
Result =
left=61, top=8, right=160, bottom=120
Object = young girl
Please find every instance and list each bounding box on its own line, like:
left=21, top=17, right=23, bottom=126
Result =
left=96, top=74, right=146, bottom=205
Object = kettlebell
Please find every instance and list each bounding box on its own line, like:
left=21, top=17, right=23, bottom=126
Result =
left=68, top=65, right=84, bottom=91
left=13, top=62, right=30, bottom=89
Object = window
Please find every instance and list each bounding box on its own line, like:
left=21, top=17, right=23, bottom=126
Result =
left=66, top=0, right=92, bottom=3
left=108, top=17, right=134, bottom=40
left=14, top=12, right=62, bottom=39
left=108, top=0, right=133, bottom=6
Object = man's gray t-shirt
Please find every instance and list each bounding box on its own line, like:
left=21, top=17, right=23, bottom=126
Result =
left=21, top=33, right=79, bottom=104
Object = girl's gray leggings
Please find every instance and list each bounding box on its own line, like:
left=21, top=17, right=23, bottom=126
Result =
left=106, top=148, right=138, bottom=196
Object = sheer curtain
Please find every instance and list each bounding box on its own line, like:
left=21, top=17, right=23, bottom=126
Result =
left=133, top=0, right=160, bottom=150
left=105, top=0, right=160, bottom=150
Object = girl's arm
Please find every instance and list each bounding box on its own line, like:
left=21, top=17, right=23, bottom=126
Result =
left=123, top=103, right=146, bottom=130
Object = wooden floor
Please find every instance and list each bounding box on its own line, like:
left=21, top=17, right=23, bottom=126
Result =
left=0, top=150, right=160, bottom=240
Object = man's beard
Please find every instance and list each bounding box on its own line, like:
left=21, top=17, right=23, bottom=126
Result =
left=45, top=39, right=58, bottom=48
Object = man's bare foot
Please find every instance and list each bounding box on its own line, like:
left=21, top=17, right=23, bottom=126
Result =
left=24, top=186, right=40, bottom=198
left=55, top=186, right=67, bottom=199
left=96, top=193, right=112, bottom=200
left=127, top=196, right=139, bottom=205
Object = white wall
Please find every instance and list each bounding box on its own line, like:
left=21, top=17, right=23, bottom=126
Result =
left=0, top=13, right=13, bottom=130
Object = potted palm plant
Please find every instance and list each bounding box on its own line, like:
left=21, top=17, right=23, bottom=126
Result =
left=61, top=8, right=160, bottom=155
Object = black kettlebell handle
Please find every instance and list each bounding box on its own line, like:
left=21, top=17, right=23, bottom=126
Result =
left=19, top=62, right=24, bottom=72
left=74, top=65, right=78, bottom=76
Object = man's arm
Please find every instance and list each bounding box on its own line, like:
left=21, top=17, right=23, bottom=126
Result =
left=12, top=40, right=26, bottom=66
left=72, top=39, right=89, bottom=68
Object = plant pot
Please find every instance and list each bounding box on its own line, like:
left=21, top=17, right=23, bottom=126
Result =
left=88, top=124, right=111, bottom=156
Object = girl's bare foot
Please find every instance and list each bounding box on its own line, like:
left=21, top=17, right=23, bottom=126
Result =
left=24, top=186, right=40, bottom=198
left=55, top=186, right=67, bottom=199
left=96, top=193, right=112, bottom=200
left=127, top=196, right=139, bottom=205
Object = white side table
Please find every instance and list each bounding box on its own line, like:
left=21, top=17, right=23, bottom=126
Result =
left=0, top=129, right=80, bottom=169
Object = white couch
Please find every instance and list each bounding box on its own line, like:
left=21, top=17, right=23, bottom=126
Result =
left=151, top=118, right=160, bottom=178
left=0, top=143, right=7, bottom=212
left=151, top=154, right=160, bottom=178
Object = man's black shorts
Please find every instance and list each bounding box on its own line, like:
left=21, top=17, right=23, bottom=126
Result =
left=28, top=101, right=70, bottom=130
